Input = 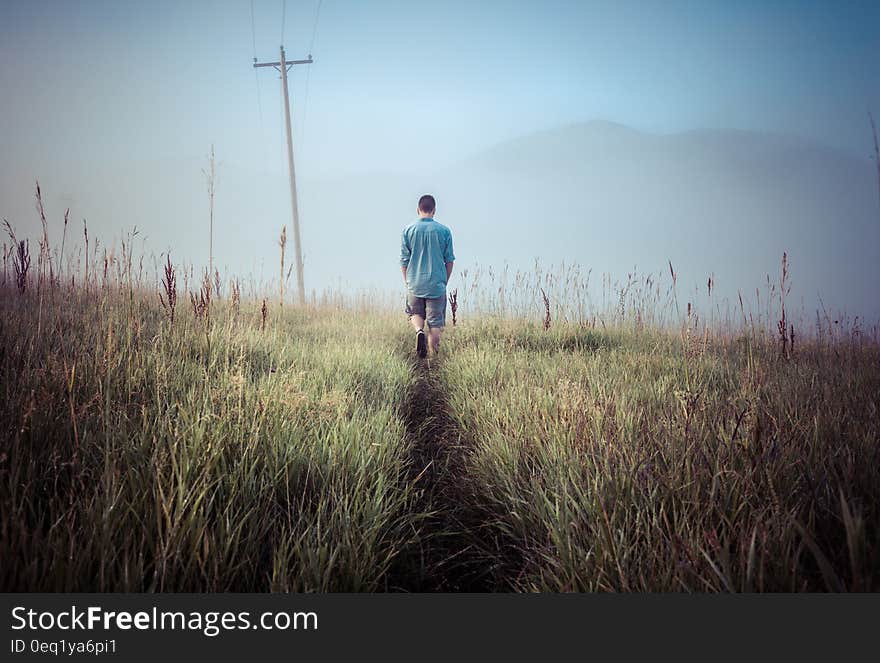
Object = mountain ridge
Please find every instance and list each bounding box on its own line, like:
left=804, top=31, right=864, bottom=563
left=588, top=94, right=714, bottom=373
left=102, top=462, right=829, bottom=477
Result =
left=456, top=120, right=867, bottom=176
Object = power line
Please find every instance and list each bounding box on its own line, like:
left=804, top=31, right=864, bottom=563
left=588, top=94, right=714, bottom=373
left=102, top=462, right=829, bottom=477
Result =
left=308, top=0, right=323, bottom=55
left=249, top=0, right=257, bottom=56
left=300, top=68, right=311, bottom=149
left=280, top=0, right=286, bottom=45
left=300, top=0, right=323, bottom=149
left=254, top=69, right=268, bottom=173
left=250, top=0, right=268, bottom=173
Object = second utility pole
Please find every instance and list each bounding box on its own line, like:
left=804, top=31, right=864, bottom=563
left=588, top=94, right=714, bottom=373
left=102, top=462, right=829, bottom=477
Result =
left=254, top=46, right=313, bottom=306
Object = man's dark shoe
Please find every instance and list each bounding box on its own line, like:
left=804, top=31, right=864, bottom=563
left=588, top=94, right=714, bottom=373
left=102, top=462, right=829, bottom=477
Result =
left=416, top=330, right=427, bottom=358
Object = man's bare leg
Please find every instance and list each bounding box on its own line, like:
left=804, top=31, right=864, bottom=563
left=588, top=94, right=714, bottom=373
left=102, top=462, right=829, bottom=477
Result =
left=409, top=314, right=425, bottom=332
left=428, top=327, right=442, bottom=354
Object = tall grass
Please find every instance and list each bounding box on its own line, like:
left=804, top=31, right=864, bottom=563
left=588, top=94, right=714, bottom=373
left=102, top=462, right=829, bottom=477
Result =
left=2, top=184, right=879, bottom=592
left=437, top=320, right=880, bottom=590
left=0, top=279, right=425, bottom=591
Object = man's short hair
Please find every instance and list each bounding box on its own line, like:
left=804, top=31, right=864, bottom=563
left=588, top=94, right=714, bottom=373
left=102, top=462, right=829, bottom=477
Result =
left=418, top=194, right=436, bottom=214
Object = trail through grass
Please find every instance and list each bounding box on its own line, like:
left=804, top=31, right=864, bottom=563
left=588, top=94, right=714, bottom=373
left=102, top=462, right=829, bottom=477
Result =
left=2, top=286, right=879, bottom=591
left=387, top=351, right=503, bottom=591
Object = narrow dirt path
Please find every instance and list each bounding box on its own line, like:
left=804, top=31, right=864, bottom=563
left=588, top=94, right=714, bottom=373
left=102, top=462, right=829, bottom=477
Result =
left=387, top=355, right=499, bottom=591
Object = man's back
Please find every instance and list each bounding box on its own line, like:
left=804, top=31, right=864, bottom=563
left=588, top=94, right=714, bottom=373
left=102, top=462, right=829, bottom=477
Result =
left=400, top=217, right=455, bottom=299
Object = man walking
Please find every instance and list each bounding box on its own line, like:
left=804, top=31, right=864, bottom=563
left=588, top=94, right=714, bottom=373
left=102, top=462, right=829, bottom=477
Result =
left=400, top=194, right=455, bottom=358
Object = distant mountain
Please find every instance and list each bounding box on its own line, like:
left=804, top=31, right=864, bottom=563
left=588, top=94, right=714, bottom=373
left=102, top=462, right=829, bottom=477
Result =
left=463, top=121, right=863, bottom=174
left=430, top=122, right=879, bottom=320
left=464, top=120, right=653, bottom=171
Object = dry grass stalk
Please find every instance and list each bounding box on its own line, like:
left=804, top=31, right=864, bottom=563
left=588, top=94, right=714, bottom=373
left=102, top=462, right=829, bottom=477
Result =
left=4, top=220, right=30, bottom=295
left=14, top=238, right=31, bottom=295
left=684, top=301, right=693, bottom=351
left=83, top=220, right=89, bottom=291
left=101, top=248, right=115, bottom=291
left=189, top=269, right=212, bottom=323
left=449, top=288, right=458, bottom=326
left=669, top=259, right=681, bottom=320
left=120, top=228, right=139, bottom=297
left=59, top=208, right=69, bottom=284
left=34, top=181, right=54, bottom=291
left=182, top=264, right=191, bottom=295
left=279, top=226, right=287, bottom=307
left=159, top=254, right=177, bottom=327
left=261, top=298, right=268, bottom=331
left=540, top=287, right=551, bottom=331
left=201, top=268, right=212, bottom=320
left=778, top=252, right=790, bottom=358
left=189, top=291, right=204, bottom=320
left=231, top=278, right=241, bottom=319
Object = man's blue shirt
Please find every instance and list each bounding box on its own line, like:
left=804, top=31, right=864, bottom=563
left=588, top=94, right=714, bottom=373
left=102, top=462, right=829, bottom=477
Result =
left=400, top=217, right=455, bottom=299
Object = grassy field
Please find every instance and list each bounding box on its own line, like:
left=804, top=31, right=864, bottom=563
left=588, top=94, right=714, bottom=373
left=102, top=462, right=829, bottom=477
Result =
left=0, top=283, right=426, bottom=591
left=1, top=259, right=879, bottom=591
left=438, top=321, right=880, bottom=590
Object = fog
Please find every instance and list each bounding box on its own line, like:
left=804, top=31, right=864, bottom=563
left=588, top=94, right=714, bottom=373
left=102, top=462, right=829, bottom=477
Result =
left=2, top=1, right=879, bottom=323
left=2, top=120, right=877, bottom=323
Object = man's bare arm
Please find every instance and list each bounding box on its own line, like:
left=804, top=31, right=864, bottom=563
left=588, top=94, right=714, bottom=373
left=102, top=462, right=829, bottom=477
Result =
left=401, top=266, right=407, bottom=283
left=446, top=262, right=454, bottom=281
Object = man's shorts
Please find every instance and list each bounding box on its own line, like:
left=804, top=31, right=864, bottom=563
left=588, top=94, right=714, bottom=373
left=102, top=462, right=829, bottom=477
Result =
left=405, top=293, right=447, bottom=328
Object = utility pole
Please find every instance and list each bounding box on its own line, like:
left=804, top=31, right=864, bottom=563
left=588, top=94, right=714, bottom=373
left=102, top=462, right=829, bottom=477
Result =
left=203, top=144, right=216, bottom=281
left=254, top=47, right=312, bottom=306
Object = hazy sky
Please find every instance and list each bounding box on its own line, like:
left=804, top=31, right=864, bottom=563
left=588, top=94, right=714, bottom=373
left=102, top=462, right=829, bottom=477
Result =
left=2, top=1, right=879, bottom=319
left=3, top=0, right=878, bottom=175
